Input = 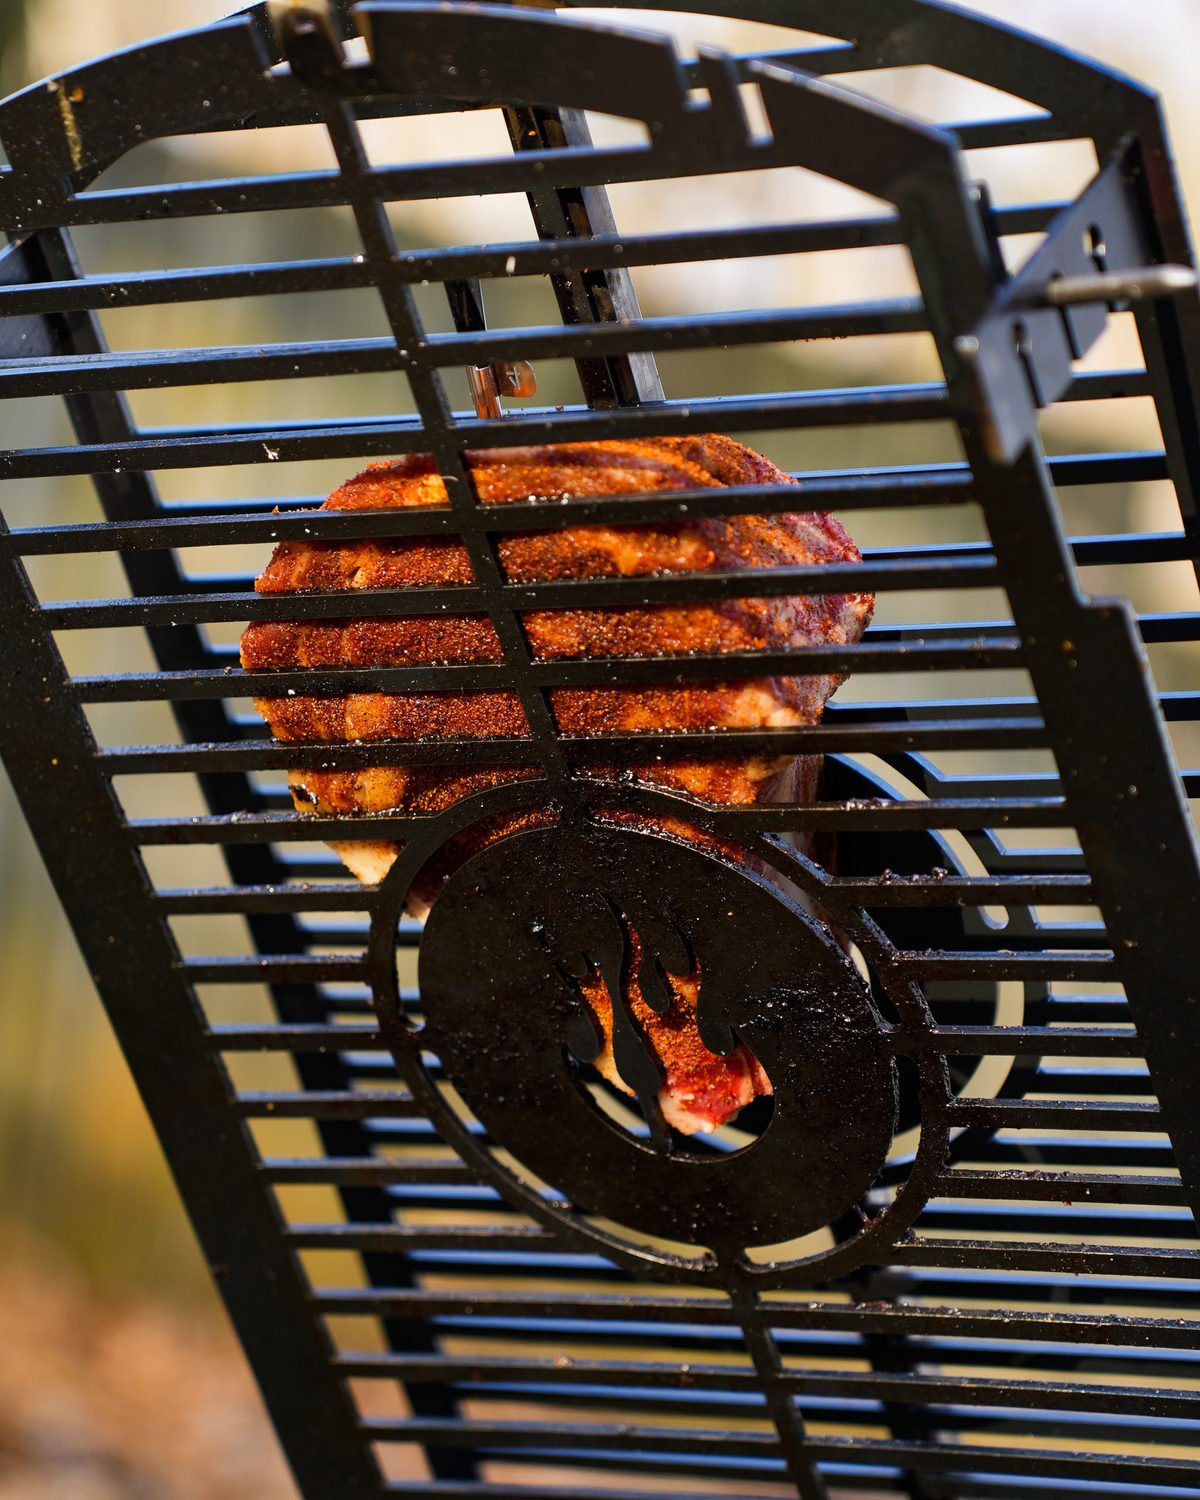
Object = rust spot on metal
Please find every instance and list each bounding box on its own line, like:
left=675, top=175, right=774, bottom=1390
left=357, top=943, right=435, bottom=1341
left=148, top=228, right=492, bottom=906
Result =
left=47, top=78, right=84, bottom=173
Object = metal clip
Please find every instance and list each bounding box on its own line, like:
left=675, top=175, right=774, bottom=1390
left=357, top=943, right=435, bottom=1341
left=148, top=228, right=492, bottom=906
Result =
left=446, top=277, right=538, bottom=420
left=1044, top=263, right=1198, bottom=307
left=267, top=0, right=345, bottom=78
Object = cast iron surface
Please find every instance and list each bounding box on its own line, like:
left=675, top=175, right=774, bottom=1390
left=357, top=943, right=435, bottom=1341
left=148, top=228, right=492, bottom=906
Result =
left=0, top=1, right=1198, bottom=1496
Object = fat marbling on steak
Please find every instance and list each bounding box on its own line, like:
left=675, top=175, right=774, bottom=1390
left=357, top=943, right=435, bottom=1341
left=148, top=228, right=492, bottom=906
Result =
left=241, top=434, right=874, bottom=1134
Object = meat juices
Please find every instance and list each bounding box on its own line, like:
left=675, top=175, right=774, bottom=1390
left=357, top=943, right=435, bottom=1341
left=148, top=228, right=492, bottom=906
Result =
left=241, top=435, right=874, bottom=1133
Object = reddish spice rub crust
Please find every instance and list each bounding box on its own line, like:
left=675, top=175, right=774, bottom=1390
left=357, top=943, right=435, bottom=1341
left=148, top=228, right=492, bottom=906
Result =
left=240, top=436, right=873, bottom=1133
left=575, top=903, right=772, bottom=1135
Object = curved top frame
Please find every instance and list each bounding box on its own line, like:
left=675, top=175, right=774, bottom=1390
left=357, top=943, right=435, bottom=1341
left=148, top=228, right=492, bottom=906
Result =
left=237, top=0, right=1161, bottom=145
left=0, top=0, right=1158, bottom=204
left=0, top=2, right=974, bottom=251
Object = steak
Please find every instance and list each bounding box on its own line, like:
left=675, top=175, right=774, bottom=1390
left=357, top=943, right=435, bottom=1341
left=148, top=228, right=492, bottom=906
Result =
left=241, top=434, right=873, bottom=1132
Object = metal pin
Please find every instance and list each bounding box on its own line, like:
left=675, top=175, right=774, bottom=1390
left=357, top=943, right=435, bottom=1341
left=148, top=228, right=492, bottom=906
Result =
left=466, top=364, right=503, bottom=421
left=1045, top=263, right=1198, bottom=307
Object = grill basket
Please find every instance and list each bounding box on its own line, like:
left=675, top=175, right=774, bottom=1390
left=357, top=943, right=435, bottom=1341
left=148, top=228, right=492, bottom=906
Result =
left=1, top=1, right=1199, bottom=1496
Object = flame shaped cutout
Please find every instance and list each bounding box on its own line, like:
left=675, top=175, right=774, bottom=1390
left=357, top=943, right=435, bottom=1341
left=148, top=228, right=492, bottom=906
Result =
left=536, top=893, right=772, bottom=1142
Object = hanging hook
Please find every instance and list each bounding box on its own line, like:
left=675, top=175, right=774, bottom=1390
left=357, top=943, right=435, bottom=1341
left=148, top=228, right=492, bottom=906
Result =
left=446, top=276, right=537, bottom=420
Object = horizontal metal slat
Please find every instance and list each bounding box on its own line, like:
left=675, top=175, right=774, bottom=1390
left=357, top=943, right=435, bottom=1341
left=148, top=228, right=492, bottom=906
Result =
left=806, top=1437, right=1200, bottom=1485
left=1, top=381, right=955, bottom=480
left=330, top=1356, right=1200, bottom=1422
left=182, top=953, right=366, bottom=984
left=380, top=1485, right=778, bottom=1500
left=363, top=1421, right=1200, bottom=1485
left=504, top=552, right=984, bottom=603
left=74, top=638, right=1024, bottom=703
left=110, top=720, right=1046, bottom=782
left=10, top=469, right=978, bottom=556
left=47, top=553, right=990, bottom=631
left=868, top=529, right=1196, bottom=570
left=261, top=1156, right=469, bottom=1185
left=38, top=158, right=1059, bottom=239
left=33, top=456, right=1185, bottom=564
left=310, top=1287, right=1200, bottom=1348
left=0, top=300, right=931, bottom=400
left=829, top=875, right=1093, bottom=906
left=132, top=808, right=436, bottom=844
left=360, top=1416, right=779, bottom=1456
left=337, top=1352, right=758, bottom=1389
left=125, top=792, right=1059, bottom=850
left=52, top=142, right=658, bottom=227
left=946, top=1099, right=1162, bottom=1131
left=0, top=335, right=406, bottom=399
left=156, top=884, right=378, bottom=913
left=312, top=1287, right=739, bottom=1324
left=420, top=297, right=929, bottom=366
left=902, top=1027, right=1140, bottom=1058
left=894, top=1240, right=1198, bottom=1278
left=336, top=1350, right=1199, bottom=1423
left=286, top=1224, right=558, bottom=1252
left=894, top=952, right=1114, bottom=980
left=936, top=1171, right=1187, bottom=1207
left=209, top=1023, right=383, bottom=1051
left=235, top=1090, right=418, bottom=1119
left=0, top=220, right=901, bottom=318
left=786, top=1370, right=1198, bottom=1420
left=0, top=254, right=374, bottom=316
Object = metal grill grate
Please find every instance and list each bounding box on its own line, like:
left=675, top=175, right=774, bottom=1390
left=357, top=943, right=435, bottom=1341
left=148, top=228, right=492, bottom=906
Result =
left=1, top=1, right=1198, bottom=1496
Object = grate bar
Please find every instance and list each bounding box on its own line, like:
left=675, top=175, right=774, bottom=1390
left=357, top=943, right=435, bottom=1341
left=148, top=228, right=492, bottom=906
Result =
left=900, top=1027, right=1139, bottom=1057
left=235, top=1089, right=418, bottom=1118
left=126, top=795, right=1063, bottom=847
left=182, top=953, right=366, bottom=983
left=361, top=1416, right=783, bottom=1454
left=34, top=145, right=1065, bottom=231
left=894, top=953, right=1114, bottom=980
left=358, top=1419, right=1200, bottom=1483
left=262, top=1156, right=472, bottom=1184
left=287, top=1224, right=560, bottom=1251
left=937, top=1172, right=1187, bottom=1207
left=109, top=724, right=1048, bottom=783
left=379, top=1487, right=781, bottom=1500
left=343, top=1352, right=1200, bottom=1420
left=337, top=1353, right=758, bottom=1387
left=0, top=196, right=1062, bottom=318
left=10, top=471, right=978, bottom=555
left=945, top=1100, right=1159, bottom=1130
left=309, top=1286, right=1200, bottom=1346
left=44, top=555, right=993, bottom=632
left=808, top=1439, right=1200, bottom=1484
left=209, top=1022, right=382, bottom=1050
left=0, top=300, right=930, bottom=400
left=157, top=884, right=379, bottom=913
left=894, top=1241, right=1199, bottom=1277
left=72, top=641, right=1026, bottom=702
left=829, top=875, right=1093, bottom=905
left=1, top=381, right=954, bottom=479
left=181, top=524, right=1184, bottom=596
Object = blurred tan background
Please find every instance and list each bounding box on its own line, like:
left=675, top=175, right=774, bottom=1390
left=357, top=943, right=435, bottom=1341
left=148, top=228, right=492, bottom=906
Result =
left=0, top=2, right=1197, bottom=1496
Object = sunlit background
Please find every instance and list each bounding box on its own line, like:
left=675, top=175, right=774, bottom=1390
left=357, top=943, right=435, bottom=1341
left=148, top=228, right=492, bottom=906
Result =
left=0, top=2, right=1197, bottom=1495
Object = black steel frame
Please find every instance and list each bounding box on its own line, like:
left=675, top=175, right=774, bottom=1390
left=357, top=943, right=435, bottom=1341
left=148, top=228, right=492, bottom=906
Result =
left=0, top=1, right=1198, bottom=1496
